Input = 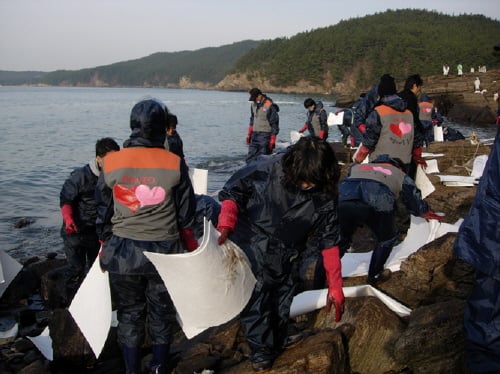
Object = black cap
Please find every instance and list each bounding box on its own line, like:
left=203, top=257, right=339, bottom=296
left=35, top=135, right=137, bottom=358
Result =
left=249, top=87, right=262, bottom=101
left=377, top=74, right=396, bottom=97
left=130, top=99, right=167, bottom=145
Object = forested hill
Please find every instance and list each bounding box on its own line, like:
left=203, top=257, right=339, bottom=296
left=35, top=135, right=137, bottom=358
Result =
left=1, top=9, right=499, bottom=96
left=222, top=9, right=500, bottom=97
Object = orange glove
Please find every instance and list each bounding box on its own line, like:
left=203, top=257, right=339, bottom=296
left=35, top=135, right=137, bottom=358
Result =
left=246, top=125, right=253, bottom=145
left=269, top=135, right=277, bottom=152
left=216, top=200, right=239, bottom=245
left=322, top=246, right=345, bottom=322
left=61, top=204, right=78, bottom=234
left=180, top=228, right=198, bottom=251
left=412, top=147, right=428, bottom=168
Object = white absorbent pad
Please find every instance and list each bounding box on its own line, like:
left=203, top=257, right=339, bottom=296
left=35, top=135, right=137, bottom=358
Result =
left=144, top=220, right=256, bottom=339
left=0, top=249, right=23, bottom=299
left=341, top=216, right=462, bottom=277
left=68, top=254, right=112, bottom=359
left=290, top=285, right=411, bottom=318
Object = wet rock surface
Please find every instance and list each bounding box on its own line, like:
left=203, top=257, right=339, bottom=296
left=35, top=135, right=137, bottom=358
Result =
left=1, top=138, right=492, bottom=373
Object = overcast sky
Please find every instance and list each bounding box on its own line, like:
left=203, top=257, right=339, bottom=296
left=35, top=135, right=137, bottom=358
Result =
left=1, top=0, right=499, bottom=72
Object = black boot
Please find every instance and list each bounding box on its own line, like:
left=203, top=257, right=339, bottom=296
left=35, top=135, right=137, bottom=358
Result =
left=122, top=345, right=141, bottom=374
left=150, top=344, right=169, bottom=374
left=368, top=239, right=395, bottom=283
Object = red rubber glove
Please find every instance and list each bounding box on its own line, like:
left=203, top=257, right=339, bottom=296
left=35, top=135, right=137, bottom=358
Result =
left=217, top=200, right=239, bottom=245
left=246, top=125, right=253, bottom=145
left=412, top=146, right=428, bottom=168
left=421, top=210, right=445, bottom=222
left=319, top=130, right=326, bottom=140
left=358, top=123, right=366, bottom=133
left=354, top=144, right=370, bottom=164
left=180, top=228, right=198, bottom=252
left=61, top=204, right=78, bottom=234
left=269, top=134, right=277, bottom=152
left=298, top=124, right=308, bottom=133
left=322, top=246, right=345, bottom=322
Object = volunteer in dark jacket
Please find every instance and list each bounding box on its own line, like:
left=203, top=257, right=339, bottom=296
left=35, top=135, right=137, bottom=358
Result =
left=398, top=74, right=427, bottom=174
left=339, top=154, right=443, bottom=284
left=246, top=87, right=280, bottom=163
left=453, top=125, right=500, bottom=373
left=297, top=98, right=328, bottom=140
left=418, top=94, right=434, bottom=147
left=96, top=99, right=198, bottom=374
left=59, top=137, right=120, bottom=281
left=217, top=137, right=344, bottom=373
left=355, top=74, right=415, bottom=173
left=351, top=83, right=379, bottom=147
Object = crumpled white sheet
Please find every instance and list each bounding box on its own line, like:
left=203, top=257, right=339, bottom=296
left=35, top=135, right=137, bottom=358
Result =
left=341, top=215, right=462, bottom=278
left=0, top=249, right=23, bottom=298
left=144, top=220, right=256, bottom=339
left=290, top=285, right=411, bottom=318
left=68, top=254, right=112, bottom=358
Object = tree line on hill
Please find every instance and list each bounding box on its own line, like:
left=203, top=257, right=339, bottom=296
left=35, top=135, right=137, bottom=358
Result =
left=1, top=9, right=499, bottom=95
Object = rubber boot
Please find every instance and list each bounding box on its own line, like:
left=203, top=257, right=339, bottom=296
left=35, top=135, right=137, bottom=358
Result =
left=150, top=344, right=169, bottom=374
left=368, top=240, right=394, bottom=283
left=122, top=345, right=141, bottom=374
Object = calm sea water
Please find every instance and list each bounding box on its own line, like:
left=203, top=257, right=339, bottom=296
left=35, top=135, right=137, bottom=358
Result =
left=0, top=86, right=496, bottom=260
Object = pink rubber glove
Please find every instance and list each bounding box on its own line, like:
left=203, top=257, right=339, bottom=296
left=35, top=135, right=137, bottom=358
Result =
left=216, top=200, right=239, bottom=245
left=61, top=204, right=78, bottom=234
left=322, top=246, right=345, bottom=322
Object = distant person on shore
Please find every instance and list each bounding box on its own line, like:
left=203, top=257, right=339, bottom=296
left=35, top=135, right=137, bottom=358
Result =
left=474, top=77, right=481, bottom=93
left=355, top=74, right=415, bottom=172
left=217, top=136, right=345, bottom=373
left=442, top=126, right=465, bottom=141
left=338, top=154, right=444, bottom=284
left=297, top=98, right=328, bottom=140
left=453, top=124, right=500, bottom=373
left=398, top=74, right=427, bottom=176
left=442, top=64, right=450, bottom=76
left=246, top=88, right=280, bottom=163
left=59, top=137, right=120, bottom=282
left=457, top=63, right=463, bottom=76
left=96, top=98, right=199, bottom=374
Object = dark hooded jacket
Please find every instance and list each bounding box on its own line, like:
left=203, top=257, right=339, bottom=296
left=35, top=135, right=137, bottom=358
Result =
left=218, top=151, right=341, bottom=284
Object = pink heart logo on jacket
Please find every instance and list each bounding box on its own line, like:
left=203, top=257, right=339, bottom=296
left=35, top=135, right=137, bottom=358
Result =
left=135, top=185, right=166, bottom=207
left=389, top=122, right=412, bottom=138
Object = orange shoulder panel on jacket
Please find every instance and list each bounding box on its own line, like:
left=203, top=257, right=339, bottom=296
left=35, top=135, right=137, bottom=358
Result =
left=375, top=105, right=400, bottom=116
left=104, top=148, right=180, bottom=173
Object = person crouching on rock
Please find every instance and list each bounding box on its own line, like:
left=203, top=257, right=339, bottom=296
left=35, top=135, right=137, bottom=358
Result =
left=338, top=154, right=444, bottom=284
left=216, top=136, right=345, bottom=373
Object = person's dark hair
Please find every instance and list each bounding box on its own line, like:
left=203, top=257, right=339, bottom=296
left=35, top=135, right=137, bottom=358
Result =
left=95, top=137, right=120, bottom=157
left=404, top=74, right=423, bottom=90
left=281, top=137, right=340, bottom=198
left=166, top=113, right=178, bottom=129
left=303, top=98, right=316, bottom=108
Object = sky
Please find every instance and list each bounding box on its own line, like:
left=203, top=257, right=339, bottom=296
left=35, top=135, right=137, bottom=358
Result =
left=1, top=0, right=499, bottom=72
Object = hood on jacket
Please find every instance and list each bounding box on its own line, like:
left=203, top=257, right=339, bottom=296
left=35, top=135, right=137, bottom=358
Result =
left=127, top=98, right=168, bottom=147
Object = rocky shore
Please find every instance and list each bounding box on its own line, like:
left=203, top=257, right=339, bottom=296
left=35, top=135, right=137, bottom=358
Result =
left=0, top=137, right=494, bottom=373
